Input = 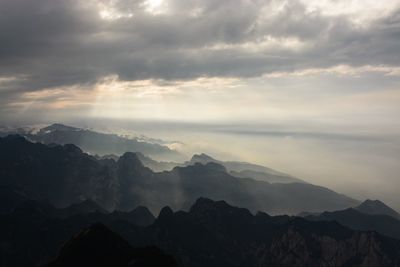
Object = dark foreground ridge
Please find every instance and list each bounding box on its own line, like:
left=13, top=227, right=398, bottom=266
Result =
left=142, top=198, right=400, bottom=267
left=1, top=195, right=400, bottom=267
left=48, top=223, right=177, bottom=267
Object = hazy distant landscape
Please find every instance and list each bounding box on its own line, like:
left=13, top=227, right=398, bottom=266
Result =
left=12, top=119, right=397, bottom=210
left=1, top=0, right=400, bottom=266
left=2, top=127, right=400, bottom=266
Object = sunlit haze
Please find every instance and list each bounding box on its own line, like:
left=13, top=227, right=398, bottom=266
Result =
left=1, top=0, right=400, bottom=209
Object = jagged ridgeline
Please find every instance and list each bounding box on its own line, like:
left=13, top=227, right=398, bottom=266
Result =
left=2, top=129, right=400, bottom=267
left=0, top=135, right=358, bottom=214
left=1, top=196, right=400, bottom=267
left=0, top=123, right=182, bottom=161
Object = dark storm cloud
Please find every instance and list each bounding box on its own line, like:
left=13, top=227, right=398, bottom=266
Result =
left=0, top=0, right=400, bottom=96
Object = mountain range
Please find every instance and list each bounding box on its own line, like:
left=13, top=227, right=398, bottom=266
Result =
left=1, top=196, right=400, bottom=267
left=186, top=153, right=306, bottom=184
left=0, top=123, right=308, bottom=184
left=355, top=199, right=400, bottom=220
left=303, top=199, right=400, bottom=240
left=0, top=123, right=181, bottom=161
left=0, top=135, right=358, bottom=214
left=127, top=151, right=306, bottom=184
left=2, top=126, right=400, bottom=266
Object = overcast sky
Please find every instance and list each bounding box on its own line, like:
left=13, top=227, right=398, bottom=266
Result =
left=0, top=0, right=399, bottom=126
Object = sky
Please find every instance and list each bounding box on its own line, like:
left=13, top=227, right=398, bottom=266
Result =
left=1, top=0, right=400, bottom=207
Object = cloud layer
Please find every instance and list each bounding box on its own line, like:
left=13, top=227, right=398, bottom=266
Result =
left=1, top=0, right=400, bottom=95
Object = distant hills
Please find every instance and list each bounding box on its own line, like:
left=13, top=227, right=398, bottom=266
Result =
left=0, top=135, right=358, bottom=215
left=134, top=152, right=306, bottom=184
left=187, top=153, right=306, bottom=184
left=303, top=199, right=400, bottom=240
left=0, top=123, right=181, bottom=161
left=0, top=123, right=309, bottom=184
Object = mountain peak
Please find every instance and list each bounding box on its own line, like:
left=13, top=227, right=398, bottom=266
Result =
left=190, top=153, right=217, bottom=163
left=40, top=123, right=81, bottom=133
left=117, top=152, right=144, bottom=168
left=131, top=205, right=155, bottom=217
left=363, top=199, right=388, bottom=205
left=191, top=197, right=220, bottom=209
left=356, top=199, right=400, bottom=220
left=158, top=206, right=174, bottom=218
left=48, top=223, right=134, bottom=267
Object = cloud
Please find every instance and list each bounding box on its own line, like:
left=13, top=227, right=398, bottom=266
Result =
left=0, top=0, right=400, bottom=119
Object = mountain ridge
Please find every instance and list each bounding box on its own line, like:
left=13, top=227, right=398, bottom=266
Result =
left=0, top=135, right=358, bottom=215
left=0, top=123, right=182, bottom=161
left=133, top=198, right=400, bottom=267
left=187, top=153, right=306, bottom=184
left=356, top=199, right=400, bottom=220
left=1, top=195, right=400, bottom=267
left=306, top=207, right=400, bottom=240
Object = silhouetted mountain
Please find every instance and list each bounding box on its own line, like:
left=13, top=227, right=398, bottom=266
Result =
left=129, top=198, right=400, bottom=267
left=161, top=162, right=357, bottom=214
left=10, top=197, right=154, bottom=226
left=0, top=198, right=157, bottom=266
left=1, top=197, right=400, bottom=267
left=18, top=123, right=181, bottom=160
left=0, top=134, right=119, bottom=210
left=306, top=207, right=400, bottom=240
left=48, top=223, right=177, bottom=267
left=188, top=153, right=306, bottom=184
left=356, top=199, right=400, bottom=220
left=0, top=135, right=358, bottom=215
left=1, top=124, right=307, bottom=181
